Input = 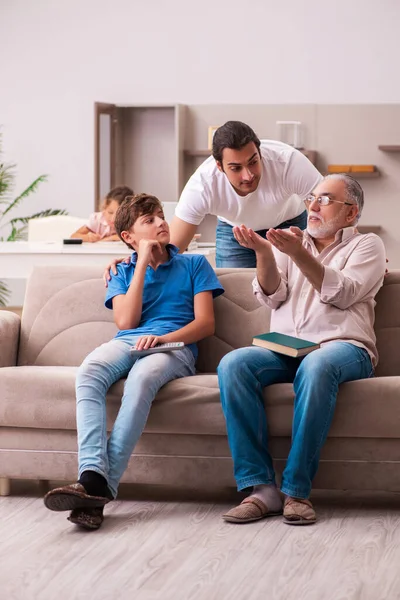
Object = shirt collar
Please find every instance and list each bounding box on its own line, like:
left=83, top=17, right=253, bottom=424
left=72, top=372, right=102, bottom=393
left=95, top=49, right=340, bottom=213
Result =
left=130, top=243, right=179, bottom=265
left=303, top=226, right=358, bottom=247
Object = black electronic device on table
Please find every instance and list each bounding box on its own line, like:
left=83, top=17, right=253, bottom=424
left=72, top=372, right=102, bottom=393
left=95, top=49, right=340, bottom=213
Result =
left=63, top=238, right=83, bottom=244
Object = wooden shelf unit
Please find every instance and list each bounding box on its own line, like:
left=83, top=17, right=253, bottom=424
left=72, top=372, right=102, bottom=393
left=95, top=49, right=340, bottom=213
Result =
left=327, top=167, right=380, bottom=179
left=349, top=170, right=380, bottom=179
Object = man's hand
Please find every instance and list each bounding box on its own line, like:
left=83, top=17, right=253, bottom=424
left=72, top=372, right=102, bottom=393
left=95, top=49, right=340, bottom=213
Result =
left=266, top=227, right=303, bottom=258
left=87, top=232, right=102, bottom=243
left=134, top=334, right=164, bottom=350
left=137, top=239, right=164, bottom=268
left=233, top=225, right=272, bottom=254
left=103, top=256, right=131, bottom=287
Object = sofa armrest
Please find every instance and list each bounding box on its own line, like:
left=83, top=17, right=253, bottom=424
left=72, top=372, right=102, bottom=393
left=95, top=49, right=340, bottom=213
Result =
left=0, top=311, right=21, bottom=367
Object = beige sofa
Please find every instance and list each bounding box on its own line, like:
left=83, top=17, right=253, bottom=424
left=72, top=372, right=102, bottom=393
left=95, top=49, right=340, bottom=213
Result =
left=1, top=266, right=400, bottom=497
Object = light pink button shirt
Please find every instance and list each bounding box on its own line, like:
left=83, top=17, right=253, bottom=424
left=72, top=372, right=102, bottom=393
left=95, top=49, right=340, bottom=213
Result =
left=87, top=212, right=116, bottom=238
left=253, top=227, right=386, bottom=367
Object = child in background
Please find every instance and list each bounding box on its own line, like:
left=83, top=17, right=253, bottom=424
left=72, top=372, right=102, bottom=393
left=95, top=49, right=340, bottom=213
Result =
left=71, top=185, right=134, bottom=242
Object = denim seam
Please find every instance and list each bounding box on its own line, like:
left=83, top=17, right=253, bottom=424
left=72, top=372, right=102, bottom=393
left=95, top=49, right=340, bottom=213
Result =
left=280, top=483, right=309, bottom=499
left=237, top=476, right=275, bottom=491
left=255, top=379, right=274, bottom=482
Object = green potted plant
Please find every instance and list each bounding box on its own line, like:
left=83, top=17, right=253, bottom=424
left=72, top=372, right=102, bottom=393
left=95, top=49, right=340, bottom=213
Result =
left=0, top=134, right=67, bottom=306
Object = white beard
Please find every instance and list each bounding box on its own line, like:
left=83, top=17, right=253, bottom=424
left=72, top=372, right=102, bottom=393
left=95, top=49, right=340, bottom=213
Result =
left=307, top=210, right=345, bottom=239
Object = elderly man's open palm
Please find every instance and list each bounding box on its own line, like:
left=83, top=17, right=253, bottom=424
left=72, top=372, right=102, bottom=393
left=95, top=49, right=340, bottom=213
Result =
left=232, top=225, right=271, bottom=253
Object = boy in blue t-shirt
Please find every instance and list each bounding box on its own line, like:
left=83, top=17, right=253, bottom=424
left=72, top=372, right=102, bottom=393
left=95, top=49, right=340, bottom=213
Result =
left=44, top=193, right=224, bottom=530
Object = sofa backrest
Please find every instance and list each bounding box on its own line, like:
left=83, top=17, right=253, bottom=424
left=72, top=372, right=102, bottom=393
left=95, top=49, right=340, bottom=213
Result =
left=17, top=266, right=269, bottom=370
left=18, top=266, right=400, bottom=376
left=374, top=271, right=400, bottom=377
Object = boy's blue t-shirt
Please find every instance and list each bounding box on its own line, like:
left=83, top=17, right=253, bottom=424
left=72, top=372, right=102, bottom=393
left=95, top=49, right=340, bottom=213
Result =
left=105, top=245, right=224, bottom=359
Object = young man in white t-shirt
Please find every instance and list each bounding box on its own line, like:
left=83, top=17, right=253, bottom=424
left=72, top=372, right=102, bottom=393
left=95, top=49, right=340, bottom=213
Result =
left=171, top=121, right=322, bottom=267
left=103, top=121, right=322, bottom=278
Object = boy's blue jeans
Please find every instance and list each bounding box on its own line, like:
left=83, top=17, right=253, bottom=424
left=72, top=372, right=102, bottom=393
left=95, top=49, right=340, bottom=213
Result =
left=217, top=342, right=373, bottom=498
left=76, top=336, right=196, bottom=498
left=215, top=210, right=307, bottom=268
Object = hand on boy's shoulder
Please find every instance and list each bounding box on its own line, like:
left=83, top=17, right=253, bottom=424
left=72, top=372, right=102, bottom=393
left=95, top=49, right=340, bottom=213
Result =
left=103, top=256, right=131, bottom=287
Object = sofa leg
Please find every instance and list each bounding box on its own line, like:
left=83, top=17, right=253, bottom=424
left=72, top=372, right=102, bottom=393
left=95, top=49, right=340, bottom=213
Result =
left=0, top=478, right=11, bottom=496
left=38, top=480, right=49, bottom=494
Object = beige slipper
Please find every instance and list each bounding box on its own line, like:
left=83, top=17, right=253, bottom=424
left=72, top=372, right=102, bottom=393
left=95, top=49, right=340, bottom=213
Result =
left=283, top=497, right=316, bottom=525
left=222, top=496, right=283, bottom=524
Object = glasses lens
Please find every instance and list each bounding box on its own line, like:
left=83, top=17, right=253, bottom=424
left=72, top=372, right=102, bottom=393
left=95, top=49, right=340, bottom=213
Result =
left=319, top=196, right=330, bottom=206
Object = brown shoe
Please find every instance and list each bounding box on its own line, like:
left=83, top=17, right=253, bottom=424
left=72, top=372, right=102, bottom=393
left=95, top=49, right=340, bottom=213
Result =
left=283, top=497, right=316, bottom=525
left=68, top=506, right=105, bottom=530
left=44, top=483, right=111, bottom=512
left=222, top=496, right=283, bottom=524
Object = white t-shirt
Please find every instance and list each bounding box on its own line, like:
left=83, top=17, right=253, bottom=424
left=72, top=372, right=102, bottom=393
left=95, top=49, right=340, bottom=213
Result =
left=175, top=140, right=322, bottom=230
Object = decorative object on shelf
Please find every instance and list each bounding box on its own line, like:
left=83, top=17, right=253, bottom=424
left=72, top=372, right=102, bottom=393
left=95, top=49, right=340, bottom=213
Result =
left=327, top=165, right=380, bottom=178
left=207, top=126, right=219, bottom=150
left=276, top=121, right=302, bottom=148
left=378, top=145, right=400, bottom=152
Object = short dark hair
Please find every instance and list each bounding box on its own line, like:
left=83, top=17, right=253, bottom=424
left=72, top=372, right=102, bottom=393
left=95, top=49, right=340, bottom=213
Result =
left=114, top=193, right=164, bottom=248
left=104, top=185, right=134, bottom=206
left=212, top=121, right=261, bottom=163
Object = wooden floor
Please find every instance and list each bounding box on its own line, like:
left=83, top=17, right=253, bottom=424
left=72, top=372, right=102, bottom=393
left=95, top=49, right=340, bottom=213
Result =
left=1, top=483, right=400, bottom=600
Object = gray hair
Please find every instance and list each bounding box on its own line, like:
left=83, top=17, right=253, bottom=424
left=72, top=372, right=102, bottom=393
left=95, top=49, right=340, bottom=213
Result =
left=324, top=173, right=364, bottom=220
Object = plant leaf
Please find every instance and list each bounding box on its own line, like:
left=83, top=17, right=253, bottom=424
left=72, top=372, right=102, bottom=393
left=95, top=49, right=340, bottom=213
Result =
left=0, top=280, right=10, bottom=308
left=7, top=224, right=28, bottom=241
left=0, top=162, right=15, bottom=199
left=9, top=208, right=69, bottom=227
left=1, top=174, right=48, bottom=218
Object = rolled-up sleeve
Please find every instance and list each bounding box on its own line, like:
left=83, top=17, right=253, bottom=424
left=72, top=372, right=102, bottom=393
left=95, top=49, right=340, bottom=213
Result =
left=252, top=272, right=288, bottom=309
left=320, top=234, right=386, bottom=309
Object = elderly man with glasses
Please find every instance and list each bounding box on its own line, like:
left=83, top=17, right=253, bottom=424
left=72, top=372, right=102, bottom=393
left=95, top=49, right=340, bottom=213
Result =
left=218, top=173, right=386, bottom=526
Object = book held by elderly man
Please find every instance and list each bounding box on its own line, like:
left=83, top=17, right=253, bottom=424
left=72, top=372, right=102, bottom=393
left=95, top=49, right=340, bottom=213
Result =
left=252, top=332, right=320, bottom=357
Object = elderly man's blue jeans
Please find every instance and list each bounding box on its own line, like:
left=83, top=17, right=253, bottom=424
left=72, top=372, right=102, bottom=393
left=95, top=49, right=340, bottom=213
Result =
left=217, top=342, right=373, bottom=498
left=215, top=210, right=307, bottom=268
left=76, top=336, right=196, bottom=498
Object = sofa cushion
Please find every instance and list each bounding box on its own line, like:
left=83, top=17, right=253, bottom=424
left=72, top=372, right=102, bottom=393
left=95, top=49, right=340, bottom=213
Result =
left=1, top=366, right=400, bottom=439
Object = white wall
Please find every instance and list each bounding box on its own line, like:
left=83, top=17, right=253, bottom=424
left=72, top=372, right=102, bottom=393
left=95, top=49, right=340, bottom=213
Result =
left=1, top=0, right=400, bottom=221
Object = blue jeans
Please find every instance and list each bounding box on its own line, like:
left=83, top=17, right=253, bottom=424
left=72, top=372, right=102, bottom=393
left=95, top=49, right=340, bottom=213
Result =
left=217, top=342, right=373, bottom=498
left=215, top=210, right=307, bottom=268
left=76, top=336, right=196, bottom=498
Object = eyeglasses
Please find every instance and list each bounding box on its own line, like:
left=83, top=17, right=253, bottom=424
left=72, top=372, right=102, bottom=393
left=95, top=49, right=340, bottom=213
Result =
left=304, top=194, right=354, bottom=207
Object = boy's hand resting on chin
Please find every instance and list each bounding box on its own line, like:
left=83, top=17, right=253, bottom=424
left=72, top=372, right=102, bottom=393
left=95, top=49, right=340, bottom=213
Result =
left=137, top=239, right=165, bottom=268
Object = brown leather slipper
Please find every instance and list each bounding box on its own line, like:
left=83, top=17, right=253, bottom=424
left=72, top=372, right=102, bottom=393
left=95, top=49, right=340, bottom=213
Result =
left=68, top=506, right=104, bottom=530
left=44, top=483, right=110, bottom=512
left=283, top=497, right=317, bottom=526
left=222, top=496, right=283, bottom=524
